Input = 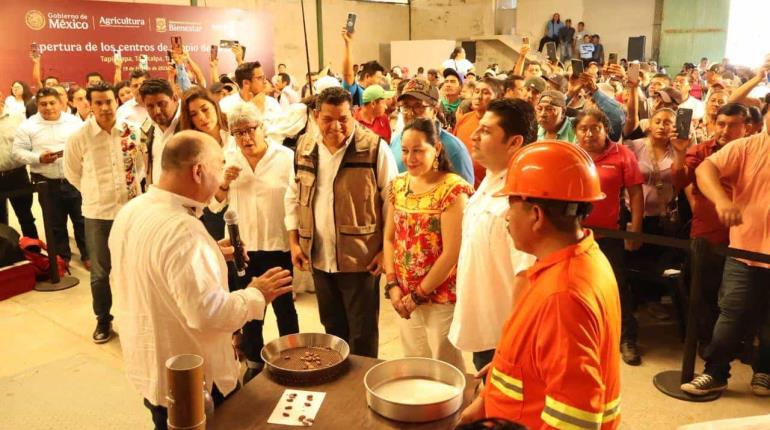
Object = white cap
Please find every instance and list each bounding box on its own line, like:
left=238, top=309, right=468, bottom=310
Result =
left=314, top=76, right=342, bottom=93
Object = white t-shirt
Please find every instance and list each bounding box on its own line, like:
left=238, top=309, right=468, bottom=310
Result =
left=679, top=95, right=706, bottom=121
left=441, top=58, right=474, bottom=75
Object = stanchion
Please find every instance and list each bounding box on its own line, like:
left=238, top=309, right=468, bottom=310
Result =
left=652, top=238, right=721, bottom=402
left=33, top=181, right=79, bottom=292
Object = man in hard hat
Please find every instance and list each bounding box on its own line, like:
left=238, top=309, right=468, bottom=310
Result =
left=459, top=140, right=622, bottom=430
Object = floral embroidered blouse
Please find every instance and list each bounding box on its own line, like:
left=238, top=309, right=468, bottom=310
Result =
left=389, top=172, right=474, bottom=304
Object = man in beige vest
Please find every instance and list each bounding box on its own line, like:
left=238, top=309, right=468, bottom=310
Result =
left=285, top=87, right=397, bottom=357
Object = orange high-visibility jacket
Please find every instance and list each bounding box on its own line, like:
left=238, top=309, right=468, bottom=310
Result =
left=484, top=230, right=622, bottom=430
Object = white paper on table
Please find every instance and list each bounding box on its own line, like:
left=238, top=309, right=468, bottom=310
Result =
left=267, top=389, right=326, bottom=426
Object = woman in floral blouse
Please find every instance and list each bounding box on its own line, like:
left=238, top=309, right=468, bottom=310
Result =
left=383, top=118, right=473, bottom=372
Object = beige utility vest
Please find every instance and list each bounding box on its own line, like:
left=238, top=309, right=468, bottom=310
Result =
left=294, top=126, right=383, bottom=273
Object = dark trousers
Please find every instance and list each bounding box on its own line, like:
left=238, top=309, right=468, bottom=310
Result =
left=597, top=237, right=638, bottom=343
left=538, top=35, right=559, bottom=52
left=144, top=383, right=235, bottom=430
left=682, top=244, right=725, bottom=345
left=473, top=349, right=495, bottom=372
left=31, top=174, right=87, bottom=261
left=84, top=218, right=113, bottom=324
left=312, top=269, right=380, bottom=358
left=232, top=251, right=298, bottom=362
left=0, top=167, right=38, bottom=238
left=703, top=258, right=770, bottom=381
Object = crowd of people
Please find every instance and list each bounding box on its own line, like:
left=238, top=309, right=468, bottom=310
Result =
left=1, top=11, right=770, bottom=430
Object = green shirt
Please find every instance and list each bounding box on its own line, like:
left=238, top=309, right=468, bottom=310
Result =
left=537, top=116, right=577, bottom=143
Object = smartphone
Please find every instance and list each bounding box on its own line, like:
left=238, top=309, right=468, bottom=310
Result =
left=571, top=59, right=584, bottom=76
left=628, top=62, right=640, bottom=84
left=170, top=36, right=182, bottom=53
left=113, top=50, right=122, bottom=63
left=676, top=108, right=694, bottom=140
left=210, top=45, right=218, bottom=62
left=522, top=36, right=529, bottom=45
left=545, top=42, right=557, bottom=61
left=346, top=12, right=357, bottom=34
left=219, top=39, right=239, bottom=49
left=608, top=53, right=618, bottom=65
left=53, top=150, right=64, bottom=157
left=30, top=42, right=40, bottom=59
left=139, top=54, right=149, bottom=71
left=166, top=50, right=174, bottom=65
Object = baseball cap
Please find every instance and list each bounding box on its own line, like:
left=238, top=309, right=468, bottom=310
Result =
left=537, top=90, right=567, bottom=108
left=524, top=76, right=547, bottom=94
left=442, top=67, right=464, bottom=85
left=314, top=76, right=341, bottom=93
left=546, top=74, right=567, bottom=92
left=398, top=78, right=439, bottom=104
left=654, top=87, right=683, bottom=105
left=362, top=84, right=395, bottom=104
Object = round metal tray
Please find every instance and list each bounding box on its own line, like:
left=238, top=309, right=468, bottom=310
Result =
left=364, top=357, right=465, bottom=423
left=261, top=333, right=350, bottom=386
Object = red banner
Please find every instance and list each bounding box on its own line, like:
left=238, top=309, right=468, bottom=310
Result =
left=0, top=0, right=274, bottom=91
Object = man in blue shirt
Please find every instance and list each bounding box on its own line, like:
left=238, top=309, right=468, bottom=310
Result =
left=390, top=78, right=474, bottom=186
left=341, top=28, right=385, bottom=107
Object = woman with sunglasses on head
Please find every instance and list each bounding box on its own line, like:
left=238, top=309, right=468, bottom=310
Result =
left=383, top=117, right=473, bottom=372
left=210, top=102, right=299, bottom=383
left=179, top=86, right=236, bottom=239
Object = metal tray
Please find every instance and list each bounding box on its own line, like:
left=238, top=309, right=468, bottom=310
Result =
left=364, top=357, right=466, bottom=423
left=261, top=333, right=350, bottom=386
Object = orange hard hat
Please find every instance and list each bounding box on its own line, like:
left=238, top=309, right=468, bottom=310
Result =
left=494, top=140, right=606, bottom=202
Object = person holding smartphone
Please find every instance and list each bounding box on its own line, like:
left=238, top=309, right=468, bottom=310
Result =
left=12, top=88, right=89, bottom=268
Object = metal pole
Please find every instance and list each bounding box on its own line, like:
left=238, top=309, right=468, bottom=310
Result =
left=681, top=237, right=706, bottom=383
left=36, top=181, right=60, bottom=284
left=315, top=0, right=324, bottom=71
left=301, top=0, right=315, bottom=95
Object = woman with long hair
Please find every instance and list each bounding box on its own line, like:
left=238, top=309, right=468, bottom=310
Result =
left=694, top=89, right=729, bottom=143
left=179, top=86, right=235, bottom=239
left=383, top=117, right=472, bottom=372
left=4, top=81, right=32, bottom=116
left=115, top=80, right=133, bottom=106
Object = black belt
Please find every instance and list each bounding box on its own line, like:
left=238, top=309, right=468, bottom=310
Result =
left=30, top=173, right=68, bottom=184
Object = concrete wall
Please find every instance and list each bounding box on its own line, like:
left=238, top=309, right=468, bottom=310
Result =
left=659, top=0, right=729, bottom=71
left=94, top=0, right=408, bottom=77
left=410, top=0, right=496, bottom=40
left=583, top=0, right=656, bottom=61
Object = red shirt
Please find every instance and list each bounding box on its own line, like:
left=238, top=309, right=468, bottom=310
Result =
left=584, top=142, right=644, bottom=230
left=671, top=139, right=729, bottom=245
left=355, top=111, right=391, bottom=143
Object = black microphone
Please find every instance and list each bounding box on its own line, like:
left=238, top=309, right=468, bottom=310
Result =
left=224, top=209, right=246, bottom=277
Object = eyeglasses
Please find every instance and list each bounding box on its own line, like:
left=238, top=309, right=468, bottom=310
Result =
left=399, top=103, right=432, bottom=115
left=231, top=126, right=258, bottom=138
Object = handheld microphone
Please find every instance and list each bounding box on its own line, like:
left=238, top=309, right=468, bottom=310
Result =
left=223, top=209, right=246, bottom=277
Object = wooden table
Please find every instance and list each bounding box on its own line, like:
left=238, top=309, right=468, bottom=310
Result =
left=210, top=355, right=479, bottom=429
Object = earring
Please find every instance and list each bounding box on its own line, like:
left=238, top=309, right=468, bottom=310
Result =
left=432, top=158, right=439, bottom=171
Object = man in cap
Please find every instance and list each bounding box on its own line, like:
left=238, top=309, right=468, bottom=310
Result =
left=389, top=78, right=474, bottom=185
left=458, top=140, right=622, bottom=429
left=523, top=76, right=547, bottom=108
left=440, top=68, right=465, bottom=130
left=355, top=85, right=394, bottom=142
left=546, top=74, right=568, bottom=93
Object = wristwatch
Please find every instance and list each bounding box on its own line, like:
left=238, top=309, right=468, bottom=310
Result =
left=384, top=281, right=400, bottom=299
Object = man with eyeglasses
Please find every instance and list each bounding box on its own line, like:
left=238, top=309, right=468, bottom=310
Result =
left=388, top=78, right=474, bottom=186
left=219, top=61, right=281, bottom=121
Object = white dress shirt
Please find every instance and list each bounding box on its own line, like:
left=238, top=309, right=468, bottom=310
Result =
left=109, top=186, right=266, bottom=407
left=12, top=112, right=83, bottom=179
left=149, top=106, right=181, bottom=184
left=284, top=126, right=398, bottom=273
left=211, top=143, right=294, bottom=252
left=116, top=98, right=149, bottom=127
left=279, top=86, right=301, bottom=109
left=63, top=117, right=145, bottom=220
left=0, top=113, right=25, bottom=172
left=449, top=170, right=535, bottom=352
left=219, top=93, right=282, bottom=124
left=4, top=96, right=26, bottom=117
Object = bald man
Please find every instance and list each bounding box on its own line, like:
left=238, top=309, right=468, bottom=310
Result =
left=108, top=130, right=294, bottom=430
